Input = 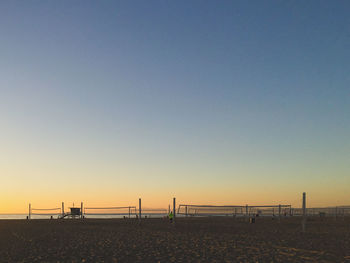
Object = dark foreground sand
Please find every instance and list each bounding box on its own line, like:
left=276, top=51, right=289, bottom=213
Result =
left=0, top=217, right=349, bottom=262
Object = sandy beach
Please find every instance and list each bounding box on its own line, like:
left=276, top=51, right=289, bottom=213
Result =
left=0, top=217, right=349, bottom=262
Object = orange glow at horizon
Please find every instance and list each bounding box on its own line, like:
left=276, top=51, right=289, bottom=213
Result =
left=1, top=187, right=349, bottom=214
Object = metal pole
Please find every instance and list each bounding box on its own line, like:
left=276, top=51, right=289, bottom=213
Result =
left=128, top=206, right=130, bottom=218
left=246, top=204, right=248, bottom=220
left=29, top=203, right=31, bottom=220
left=185, top=205, right=188, bottom=217
left=173, top=197, right=176, bottom=223
left=62, top=202, right=64, bottom=217
left=302, top=192, right=306, bottom=233
left=81, top=202, right=83, bottom=219
left=139, top=198, right=141, bottom=221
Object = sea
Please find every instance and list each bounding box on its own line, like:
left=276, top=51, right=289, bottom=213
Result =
left=0, top=214, right=28, bottom=220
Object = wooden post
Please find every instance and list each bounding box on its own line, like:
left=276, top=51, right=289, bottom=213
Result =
left=173, top=197, right=176, bottom=223
left=302, top=192, right=306, bottom=233
left=62, top=202, right=65, bottom=218
left=139, top=198, right=141, bottom=222
left=29, top=203, right=31, bottom=220
left=81, top=202, right=83, bottom=219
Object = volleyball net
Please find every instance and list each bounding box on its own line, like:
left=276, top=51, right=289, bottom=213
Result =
left=140, top=208, right=168, bottom=217
left=30, top=206, right=62, bottom=218
left=177, top=204, right=292, bottom=217
left=83, top=206, right=168, bottom=218
left=292, top=206, right=350, bottom=217
left=83, top=206, right=137, bottom=218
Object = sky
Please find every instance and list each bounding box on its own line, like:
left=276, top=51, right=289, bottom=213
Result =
left=0, top=0, right=349, bottom=212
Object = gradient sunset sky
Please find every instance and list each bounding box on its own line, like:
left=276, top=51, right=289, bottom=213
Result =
left=1, top=1, right=349, bottom=212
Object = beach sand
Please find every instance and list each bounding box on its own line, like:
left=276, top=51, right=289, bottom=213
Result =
left=0, top=217, right=349, bottom=262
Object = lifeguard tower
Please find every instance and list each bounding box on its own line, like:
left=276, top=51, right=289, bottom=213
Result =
left=68, top=207, right=81, bottom=219
left=58, top=203, right=83, bottom=219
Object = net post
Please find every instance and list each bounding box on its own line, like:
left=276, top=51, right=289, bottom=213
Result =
left=302, top=192, right=306, bottom=233
left=173, top=197, right=176, bottom=223
left=139, top=198, right=141, bottom=222
left=29, top=203, right=31, bottom=220
left=81, top=202, right=83, bottom=219
left=245, top=204, right=248, bottom=221
left=62, top=202, right=65, bottom=218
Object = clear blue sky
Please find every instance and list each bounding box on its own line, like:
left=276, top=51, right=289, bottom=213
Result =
left=0, top=0, right=349, bottom=211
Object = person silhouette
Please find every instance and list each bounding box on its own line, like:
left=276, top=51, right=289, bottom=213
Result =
left=169, top=211, right=174, bottom=223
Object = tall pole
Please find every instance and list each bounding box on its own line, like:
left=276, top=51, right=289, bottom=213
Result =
left=139, top=198, right=141, bottom=222
left=29, top=203, right=31, bottom=220
left=173, top=197, right=176, bottom=223
left=246, top=204, right=248, bottom=220
left=81, top=202, right=83, bottom=219
left=62, top=202, right=65, bottom=217
left=302, top=192, right=306, bottom=233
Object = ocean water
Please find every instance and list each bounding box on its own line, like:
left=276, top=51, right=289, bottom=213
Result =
left=0, top=214, right=28, bottom=220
